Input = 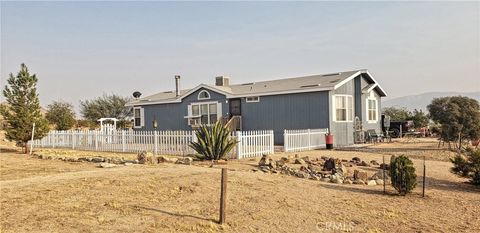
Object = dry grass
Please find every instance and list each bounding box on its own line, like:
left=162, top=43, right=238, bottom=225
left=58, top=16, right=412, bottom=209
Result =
left=1, top=139, right=479, bottom=233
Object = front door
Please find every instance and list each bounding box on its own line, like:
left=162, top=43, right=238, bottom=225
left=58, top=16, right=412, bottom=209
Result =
left=229, top=99, right=241, bottom=116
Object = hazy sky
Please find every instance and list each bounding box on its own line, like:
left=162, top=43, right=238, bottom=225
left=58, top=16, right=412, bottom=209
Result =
left=1, top=1, right=479, bottom=111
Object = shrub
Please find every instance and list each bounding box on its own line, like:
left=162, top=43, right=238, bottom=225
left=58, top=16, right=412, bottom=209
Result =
left=390, top=155, right=417, bottom=195
left=451, top=148, right=480, bottom=185
left=189, top=121, right=237, bottom=160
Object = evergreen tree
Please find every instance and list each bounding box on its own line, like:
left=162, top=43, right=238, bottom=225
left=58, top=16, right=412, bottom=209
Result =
left=0, top=64, right=49, bottom=153
left=46, top=101, right=76, bottom=130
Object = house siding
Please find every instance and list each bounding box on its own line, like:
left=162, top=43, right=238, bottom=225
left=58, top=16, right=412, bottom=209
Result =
left=139, top=88, right=228, bottom=131
left=329, top=79, right=355, bottom=146
left=241, top=91, right=330, bottom=145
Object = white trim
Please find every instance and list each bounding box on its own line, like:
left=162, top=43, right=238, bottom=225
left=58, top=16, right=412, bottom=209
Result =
left=366, top=94, right=378, bottom=123
left=332, top=94, right=353, bottom=122
left=333, top=70, right=387, bottom=97
left=197, top=90, right=211, bottom=100
left=246, top=96, right=260, bottom=103
left=133, top=107, right=144, bottom=128
left=184, top=101, right=222, bottom=125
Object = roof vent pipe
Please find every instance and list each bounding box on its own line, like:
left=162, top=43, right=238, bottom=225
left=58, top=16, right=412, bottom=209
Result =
left=174, top=75, right=181, bottom=97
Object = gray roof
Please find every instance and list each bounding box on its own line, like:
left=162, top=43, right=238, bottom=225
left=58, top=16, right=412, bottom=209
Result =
left=127, top=69, right=386, bottom=106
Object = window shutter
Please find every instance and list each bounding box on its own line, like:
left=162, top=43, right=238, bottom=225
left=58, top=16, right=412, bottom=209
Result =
left=140, top=108, right=145, bottom=127
left=217, top=102, right=222, bottom=120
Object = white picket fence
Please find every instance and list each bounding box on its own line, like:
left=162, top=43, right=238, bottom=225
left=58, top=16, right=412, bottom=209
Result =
left=284, top=128, right=329, bottom=152
left=236, top=130, right=274, bottom=159
left=28, top=129, right=275, bottom=159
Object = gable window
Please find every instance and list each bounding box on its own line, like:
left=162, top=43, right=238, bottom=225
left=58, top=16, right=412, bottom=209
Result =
left=187, top=102, right=221, bottom=126
left=133, top=107, right=144, bottom=128
left=246, top=96, right=260, bottom=103
left=198, top=90, right=211, bottom=100
left=367, top=98, right=378, bottom=123
left=333, top=95, right=353, bottom=122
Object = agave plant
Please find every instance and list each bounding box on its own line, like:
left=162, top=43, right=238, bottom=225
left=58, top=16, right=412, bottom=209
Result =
left=189, top=121, right=237, bottom=160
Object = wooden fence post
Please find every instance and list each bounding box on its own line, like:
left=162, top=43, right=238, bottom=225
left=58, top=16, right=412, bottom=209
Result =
left=383, top=155, right=386, bottom=194
left=219, top=168, right=227, bottom=224
left=423, top=156, right=426, bottom=197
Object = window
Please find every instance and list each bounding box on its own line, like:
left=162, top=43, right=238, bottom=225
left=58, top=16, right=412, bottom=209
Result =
left=333, top=95, right=353, bottom=122
left=133, top=107, right=144, bottom=128
left=367, top=98, right=378, bottom=122
left=187, top=102, right=220, bottom=126
left=198, top=90, right=210, bottom=100
left=246, top=96, right=260, bottom=102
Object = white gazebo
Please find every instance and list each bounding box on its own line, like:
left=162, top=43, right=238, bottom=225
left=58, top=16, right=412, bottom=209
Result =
left=97, top=118, right=119, bottom=132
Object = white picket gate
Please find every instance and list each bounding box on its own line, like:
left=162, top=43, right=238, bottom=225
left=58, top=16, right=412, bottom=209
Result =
left=28, top=129, right=275, bottom=159
left=284, top=128, right=329, bottom=152
left=235, top=130, right=274, bottom=159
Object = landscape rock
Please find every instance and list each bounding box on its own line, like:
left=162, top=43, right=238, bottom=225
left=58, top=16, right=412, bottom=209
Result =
left=323, top=158, right=336, bottom=171
left=320, top=177, right=331, bottom=182
left=98, top=162, right=116, bottom=168
left=344, top=179, right=353, bottom=184
left=351, top=157, right=361, bottom=163
left=294, top=158, right=306, bottom=165
left=124, top=162, right=133, bottom=166
left=367, top=180, right=377, bottom=186
left=358, top=161, right=370, bottom=167
left=259, top=154, right=276, bottom=168
left=375, top=179, right=384, bottom=185
left=380, top=163, right=390, bottom=170
left=157, top=156, right=178, bottom=163
left=276, top=159, right=286, bottom=167
left=176, top=157, right=193, bottom=165
left=91, top=157, right=105, bottom=163
left=353, top=170, right=368, bottom=182
left=353, top=179, right=365, bottom=185
left=370, top=160, right=380, bottom=166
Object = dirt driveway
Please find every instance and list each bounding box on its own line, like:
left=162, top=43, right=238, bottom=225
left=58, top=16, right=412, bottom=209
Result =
left=1, top=142, right=480, bottom=233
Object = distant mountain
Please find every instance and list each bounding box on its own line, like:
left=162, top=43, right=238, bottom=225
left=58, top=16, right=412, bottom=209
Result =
left=383, top=91, right=480, bottom=111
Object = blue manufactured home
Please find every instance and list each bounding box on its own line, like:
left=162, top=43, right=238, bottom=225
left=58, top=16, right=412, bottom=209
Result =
left=126, top=69, right=387, bottom=146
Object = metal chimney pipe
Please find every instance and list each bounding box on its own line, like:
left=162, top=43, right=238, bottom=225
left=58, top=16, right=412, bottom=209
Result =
left=174, top=75, right=180, bottom=97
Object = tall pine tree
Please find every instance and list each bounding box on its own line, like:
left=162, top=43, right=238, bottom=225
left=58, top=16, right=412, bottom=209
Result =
left=0, top=64, right=49, bottom=153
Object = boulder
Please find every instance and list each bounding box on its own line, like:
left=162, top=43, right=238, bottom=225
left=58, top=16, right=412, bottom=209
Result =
left=380, top=163, right=390, bottom=170
left=344, top=179, right=353, bottom=184
left=91, top=157, right=105, bottom=163
left=370, top=170, right=390, bottom=180
left=370, top=160, right=380, bottom=166
left=176, top=157, right=193, bottom=165
left=124, top=162, right=133, bottom=166
left=333, top=163, right=347, bottom=177
left=294, top=158, right=306, bottom=165
left=259, top=154, right=275, bottom=168
left=353, top=170, right=368, bottom=182
left=351, top=157, right=361, bottom=163
left=295, top=171, right=309, bottom=179
left=367, top=180, right=377, bottom=186
left=323, top=158, right=336, bottom=171
left=98, top=163, right=116, bottom=168
left=358, top=161, right=370, bottom=167
left=276, top=159, right=286, bottom=167
left=157, top=156, right=178, bottom=163
left=353, top=179, right=365, bottom=185
left=375, top=179, right=384, bottom=185
left=320, top=177, right=331, bottom=182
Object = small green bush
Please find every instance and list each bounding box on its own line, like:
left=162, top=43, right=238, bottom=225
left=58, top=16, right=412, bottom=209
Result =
left=451, top=148, right=480, bottom=185
left=390, top=155, right=417, bottom=195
